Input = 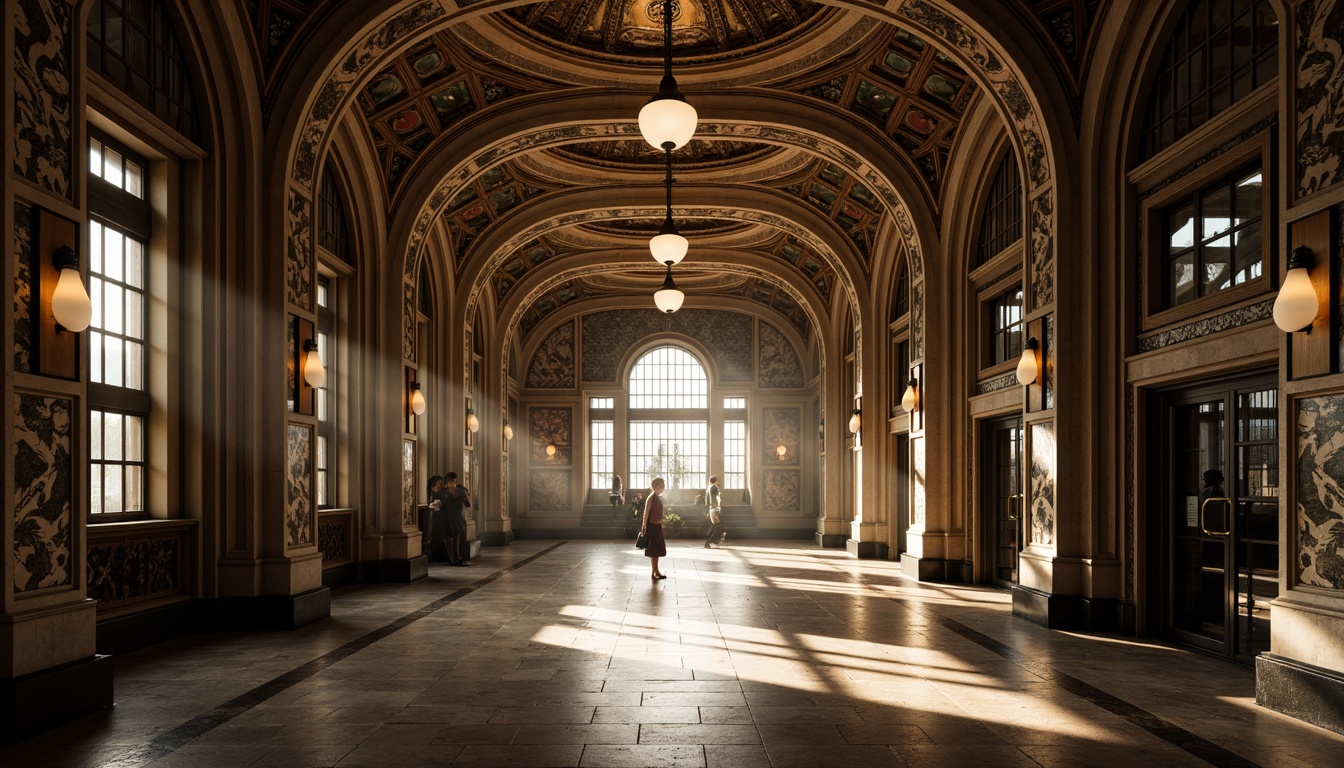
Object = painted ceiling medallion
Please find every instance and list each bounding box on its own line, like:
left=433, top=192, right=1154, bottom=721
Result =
left=501, top=0, right=827, bottom=64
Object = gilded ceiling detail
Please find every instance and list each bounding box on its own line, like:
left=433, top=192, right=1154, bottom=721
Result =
left=550, top=139, right=782, bottom=170
left=787, top=25, right=975, bottom=203
left=501, top=0, right=827, bottom=63
left=775, top=159, right=884, bottom=267
left=444, top=161, right=561, bottom=263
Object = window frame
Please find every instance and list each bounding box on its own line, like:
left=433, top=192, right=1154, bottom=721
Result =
left=87, top=129, right=153, bottom=522
left=1138, top=131, right=1274, bottom=331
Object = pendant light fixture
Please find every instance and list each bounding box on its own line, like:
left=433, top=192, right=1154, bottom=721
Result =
left=638, top=0, right=697, bottom=152
left=650, top=147, right=687, bottom=266
left=654, top=265, right=685, bottom=313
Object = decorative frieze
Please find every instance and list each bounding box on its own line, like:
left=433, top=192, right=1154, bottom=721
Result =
left=14, top=202, right=35, bottom=372
left=758, top=322, right=804, bottom=389
left=526, top=320, right=576, bottom=389
left=1137, top=300, right=1274, bottom=353
left=14, top=394, right=73, bottom=592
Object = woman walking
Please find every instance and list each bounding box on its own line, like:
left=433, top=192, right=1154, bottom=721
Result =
left=641, top=477, right=668, bottom=579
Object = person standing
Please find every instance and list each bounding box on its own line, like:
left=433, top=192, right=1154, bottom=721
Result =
left=443, top=472, right=471, bottom=566
left=641, top=477, right=668, bottom=579
left=703, top=474, right=724, bottom=548
left=426, top=475, right=452, bottom=563
left=610, top=474, right=624, bottom=520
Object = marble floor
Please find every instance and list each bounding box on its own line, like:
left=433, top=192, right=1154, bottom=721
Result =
left=4, top=540, right=1344, bottom=767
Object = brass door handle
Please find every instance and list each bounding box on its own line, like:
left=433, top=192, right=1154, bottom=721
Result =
left=1200, top=497, right=1232, bottom=538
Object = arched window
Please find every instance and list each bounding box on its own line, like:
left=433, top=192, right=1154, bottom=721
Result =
left=86, top=0, right=201, bottom=143
left=976, top=150, right=1022, bottom=266
left=1141, top=0, right=1278, bottom=159
left=628, top=347, right=709, bottom=490
left=893, top=260, right=909, bottom=321
left=319, top=166, right=352, bottom=265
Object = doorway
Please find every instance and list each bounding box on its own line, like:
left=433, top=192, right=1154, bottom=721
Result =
left=981, top=416, right=1023, bottom=588
left=1152, top=375, right=1279, bottom=663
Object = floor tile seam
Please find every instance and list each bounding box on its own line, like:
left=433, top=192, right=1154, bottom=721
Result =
left=94, top=542, right=569, bottom=768
left=889, top=598, right=1265, bottom=768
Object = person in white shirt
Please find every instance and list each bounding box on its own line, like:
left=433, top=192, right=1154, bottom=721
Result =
left=703, top=475, right=724, bottom=548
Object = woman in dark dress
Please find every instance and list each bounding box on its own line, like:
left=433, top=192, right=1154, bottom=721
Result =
left=641, top=477, right=668, bottom=579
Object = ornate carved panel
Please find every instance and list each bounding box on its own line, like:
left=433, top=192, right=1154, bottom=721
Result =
left=1296, top=0, right=1344, bottom=199
left=87, top=524, right=191, bottom=615
left=530, top=407, right=572, bottom=464
left=286, top=190, right=312, bottom=311
left=13, top=0, right=73, bottom=199
left=285, top=425, right=313, bottom=549
left=758, top=322, right=804, bottom=389
left=14, top=394, right=73, bottom=592
left=1029, top=422, right=1056, bottom=546
left=763, top=470, right=801, bottom=512
left=1029, top=192, right=1055, bottom=311
left=581, top=309, right=753, bottom=382
left=529, top=470, right=572, bottom=511
left=403, top=439, right=417, bottom=528
left=526, top=320, right=576, bottom=388
left=763, top=408, right=801, bottom=466
left=318, top=511, right=352, bottom=566
left=14, top=202, right=35, bottom=372
left=1297, top=395, right=1344, bottom=590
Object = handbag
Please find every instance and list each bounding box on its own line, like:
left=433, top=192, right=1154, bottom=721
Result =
left=635, top=532, right=648, bottom=549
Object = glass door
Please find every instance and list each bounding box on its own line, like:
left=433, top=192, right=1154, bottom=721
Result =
left=1159, top=378, right=1278, bottom=662
left=983, top=416, right=1023, bottom=588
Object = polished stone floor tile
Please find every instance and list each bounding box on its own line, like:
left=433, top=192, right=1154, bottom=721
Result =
left=3, top=541, right=1344, bottom=768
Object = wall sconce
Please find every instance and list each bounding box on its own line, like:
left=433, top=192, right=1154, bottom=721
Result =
left=901, top=378, right=919, bottom=413
left=848, top=408, right=861, bottom=434
left=302, top=338, right=325, bottom=388
left=465, top=407, right=480, bottom=433
left=1016, top=337, right=1040, bottom=385
left=776, top=444, right=787, bottom=460
left=1274, top=246, right=1320, bottom=333
left=50, top=245, right=92, bottom=332
left=409, top=381, right=426, bottom=415
left=546, top=443, right=557, bottom=459
left=502, top=420, right=514, bottom=441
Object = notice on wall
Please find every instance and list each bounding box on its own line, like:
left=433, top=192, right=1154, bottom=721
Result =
left=1186, top=496, right=1200, bottom=528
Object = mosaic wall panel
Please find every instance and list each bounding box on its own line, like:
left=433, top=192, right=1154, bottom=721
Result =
left=529, top=470, right=572, bottom=512
left=763, top=470, right=801, bottom=512
left=1029, top=192, right=1055, bottom=311
left=318, top=516, right=349, bottom=564
left=13, top=0, right=73, bottom=199
left=976, top=373, right=1018, bottom=396
left=530, top=407, right=572, bottom=465
left=402, top=439, right=416, bottom=527
left=762, top=408, right=801, bottom=466
left=898, top=0, right=1050, bottom=190
left=87, top=536, right=180, bottom=606
left=285, top=425, right=313, bottom=549
left=286, top=190, right=312, bottom=310
left=1297, top=395, right=1344, bottom=590
left=14, top=201, right=35, bottom=372
left=581, top=309, right=753, bottom=382
left=1136, top=300, right=1274, bottom=353
left=14, top=394, right=72, bottom=592
left=403, top=279, right=416, bottom=362
left=526, top=320, right=576, bottom=389
left=912, top=281, right=925, bottom=359
left=1029, top=422, right=1056, bottom=546
left=758, top=322, right=804, bottom=389
left=1296, top=0, right=1344, bottom=199
left=1043, top=315, right=1055, bottom=410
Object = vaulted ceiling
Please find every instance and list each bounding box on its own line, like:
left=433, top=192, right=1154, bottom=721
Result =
left=235, top=1, right=1096, bottom=348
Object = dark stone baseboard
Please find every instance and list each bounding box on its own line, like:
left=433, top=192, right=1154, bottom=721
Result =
left=817, top=532, right=847, bottom=548
left=1, top=654, right=113, bottom=743
left=847, top=539, right=890, bottom=559
left=209, top=587, right=331, bottom=631
left=478, top=530, right=515, bottom=546
left=363, top=556, right=428, bottom=584
left=900, top=554, right=971, bottom=583
left=96, top=600, right=194, bottom=656
left=321, top=562, right=361, bottom=590
left=1011, top=586, right=1124, bottom=631
left=1257, top=653, right=1344, bottom=735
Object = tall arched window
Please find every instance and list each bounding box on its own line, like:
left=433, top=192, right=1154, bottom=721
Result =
left=976, top=150, right=1022, bottom=267
left=628, top=347, right=709, bottom=490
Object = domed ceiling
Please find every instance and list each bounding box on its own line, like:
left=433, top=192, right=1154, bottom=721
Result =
left=501, top=0, right=829, bottom=63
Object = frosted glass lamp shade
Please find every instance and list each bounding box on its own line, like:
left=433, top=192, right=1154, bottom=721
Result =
left=503, top=422, right=514, bottom=441
left=776, top=445, right=787, bottom=458
left=546, top=444, right=557, bottom=458
left=409, top=384, right=426, bottom=415
left=654, top=266, right=684, bottom=313
left=302, top=339, right=325, bottom=389
left=639, top=88, right=697, bottom=151
left=1274, top=248, right=1320, bottom=332
left=901, top=381, right=918, bottom=413
left=466, top=409, right=480, bottom=433
left=1016, top=337, right=1040, bottom=386
left=848, top=410, right=862, bottom=434
left=650, top=230, right=688, bottom=266
left=51, top=261, right=92, bottom=332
